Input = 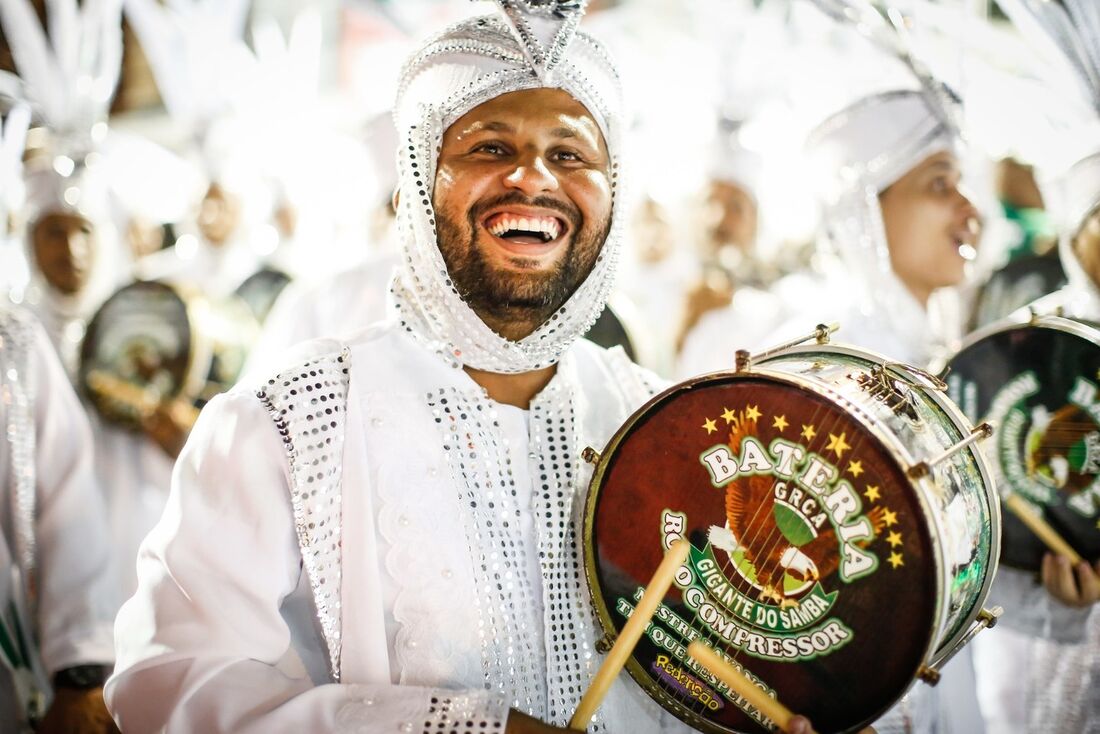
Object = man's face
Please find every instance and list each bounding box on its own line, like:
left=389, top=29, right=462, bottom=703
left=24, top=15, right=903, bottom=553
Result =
left=197, top=182, right=241, bottom=247
left=703, top=179, right=757, bottom=254
left=879, top=151, right=980, bottom=304
left=1073, top=209, right=1100, bottom=289
left=433, top=87, right=612, bottom=340
left=31, top=211, right=97, bottom=296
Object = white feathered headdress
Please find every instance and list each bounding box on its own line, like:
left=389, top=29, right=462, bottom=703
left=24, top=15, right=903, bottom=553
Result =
left=997, top=0, right=1100, bottom=238
left=0, top=0, right=123, bottom=154
left=122, top=0, right=253, bottom=138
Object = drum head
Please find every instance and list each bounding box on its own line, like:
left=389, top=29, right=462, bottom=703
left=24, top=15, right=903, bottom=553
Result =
left=585, top=373, right=938, bottom=733
left=80, top=281, right=193, bottom=424
left=946, top=319, right=1100, bottom=570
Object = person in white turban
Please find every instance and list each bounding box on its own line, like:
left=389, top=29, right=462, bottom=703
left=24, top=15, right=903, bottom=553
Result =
left=105, top=2, right=835, bottom=732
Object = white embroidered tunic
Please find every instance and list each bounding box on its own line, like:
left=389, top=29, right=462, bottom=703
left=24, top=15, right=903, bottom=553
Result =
left=106, top=323, right=692, bottom=733
left=0, top=309, right=115, bottom=728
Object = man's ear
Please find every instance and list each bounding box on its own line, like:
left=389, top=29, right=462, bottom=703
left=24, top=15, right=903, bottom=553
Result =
left=391, top=187, right=400, bottom=213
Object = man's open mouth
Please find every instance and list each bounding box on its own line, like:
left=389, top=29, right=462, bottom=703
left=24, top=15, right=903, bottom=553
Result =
left=484, top=211, right=566, bottom=246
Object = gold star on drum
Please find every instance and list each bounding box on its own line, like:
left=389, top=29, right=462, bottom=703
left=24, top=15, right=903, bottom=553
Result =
left=578, top=326, right=1001, bottom=733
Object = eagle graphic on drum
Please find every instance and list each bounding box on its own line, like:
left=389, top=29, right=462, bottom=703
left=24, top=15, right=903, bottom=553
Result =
left=706, top=414, right=884, bottom=607
left=1025, top=403, right=1100, bottom=493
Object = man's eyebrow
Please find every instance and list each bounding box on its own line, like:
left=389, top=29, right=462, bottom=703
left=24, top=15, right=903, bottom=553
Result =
left=550, top=126, right=579, bottom=140
left=926, top=160, right=957, bottom=173
left=468, top=120, right=514, bottom=133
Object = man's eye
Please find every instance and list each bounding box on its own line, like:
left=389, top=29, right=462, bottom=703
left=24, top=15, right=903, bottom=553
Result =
left=473, top=143, right=507, bottom=156
left=931, top=177, right=949, bottom=193
left=553, top=150, right=582, bottom=162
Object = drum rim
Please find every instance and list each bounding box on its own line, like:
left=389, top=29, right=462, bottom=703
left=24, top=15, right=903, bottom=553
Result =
left=954, top=312, right=1100, bottom=356
left=582, top=361, right=952, bottom=732
left=765, top=342, right=1002, bottom=664
left=80, top=280, right=213, bottom=421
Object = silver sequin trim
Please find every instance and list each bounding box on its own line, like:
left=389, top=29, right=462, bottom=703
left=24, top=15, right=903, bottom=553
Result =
left=428, top=383, right=606, bottom=730
left=420, top=692, right=510, bottom=733
left=0, top=307, right=38, bottom=585
left=256, top=347, right=351, bottom=681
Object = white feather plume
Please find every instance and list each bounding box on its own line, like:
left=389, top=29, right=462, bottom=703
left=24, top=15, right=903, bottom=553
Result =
left=997, top=0, right=1100, bottom=118
left=0, top=0, right=123, bottom=142
left=123, top=0, right=255, bottom=133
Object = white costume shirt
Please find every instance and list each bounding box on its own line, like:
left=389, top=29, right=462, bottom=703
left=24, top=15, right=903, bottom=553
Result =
left=107, top=323, right=694, bottom=733
left=0, top=310, right=114, bottom=727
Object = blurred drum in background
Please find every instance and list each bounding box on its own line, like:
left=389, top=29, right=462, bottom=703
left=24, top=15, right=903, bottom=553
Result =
left=79, top=280, right=258, bottom=430
left=945, top=313, right=1100, bottom=570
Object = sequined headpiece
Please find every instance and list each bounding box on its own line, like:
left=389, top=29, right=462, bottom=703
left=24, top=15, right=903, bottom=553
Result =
left=803, top=0, right=963, bottom=318
left=0, top=0, right=122, bottom=222
left=390, top=0, right=625, bottom=374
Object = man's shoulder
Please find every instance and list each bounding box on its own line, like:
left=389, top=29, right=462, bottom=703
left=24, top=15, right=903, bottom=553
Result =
left=239, top=323, right=398, bottom=392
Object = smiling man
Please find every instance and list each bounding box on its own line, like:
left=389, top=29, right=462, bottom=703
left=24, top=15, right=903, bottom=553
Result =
left=102, top=3, right=761, bottom=733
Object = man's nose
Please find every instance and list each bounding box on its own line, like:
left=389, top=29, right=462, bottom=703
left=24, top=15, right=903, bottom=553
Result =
left=504, top=153, right=559, bottom=196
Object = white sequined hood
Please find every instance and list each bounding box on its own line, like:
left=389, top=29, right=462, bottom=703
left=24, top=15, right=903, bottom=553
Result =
left=389, top=0, right=626, bottom=374
left=806, top=89, right=959, bottom=322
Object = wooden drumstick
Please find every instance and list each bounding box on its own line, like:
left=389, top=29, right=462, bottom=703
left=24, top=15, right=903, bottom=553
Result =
left=1002, top=492, right=1084, bottom=565
left=687, top=641, right=794, bottom=732
left=569, top=539, right=691, bottom=731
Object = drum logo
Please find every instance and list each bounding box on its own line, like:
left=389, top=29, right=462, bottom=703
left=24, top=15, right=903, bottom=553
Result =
left=988, top=372, right=1100, bottom=515
left=663, top=406, right=889, bottom=663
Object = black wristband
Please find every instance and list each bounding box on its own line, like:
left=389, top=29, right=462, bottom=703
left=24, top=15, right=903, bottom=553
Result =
left=52, top=664, right=111, bottom=690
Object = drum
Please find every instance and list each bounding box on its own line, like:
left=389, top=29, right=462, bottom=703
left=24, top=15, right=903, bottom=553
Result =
left=79, top=280, right=258, bottom=427
left=945, top=314, right=1100, bottom=570
left=582, top=333, right=1000, bottom=733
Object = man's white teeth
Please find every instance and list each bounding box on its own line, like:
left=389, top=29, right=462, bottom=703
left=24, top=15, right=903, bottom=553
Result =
left=488, top=215, right=561, bottom=240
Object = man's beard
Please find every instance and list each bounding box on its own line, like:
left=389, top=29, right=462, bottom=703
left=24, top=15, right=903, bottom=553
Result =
left=436, top=192, right=610, bottom=331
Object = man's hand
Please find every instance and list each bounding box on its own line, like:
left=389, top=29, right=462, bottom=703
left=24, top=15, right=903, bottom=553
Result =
left=1041, top=553, right=1100, bottom=607
left=505, top=710, right=575, bottom=733
left=37, top=687, right=119, bottom=734
left=141, top=398, right=199, bottom=459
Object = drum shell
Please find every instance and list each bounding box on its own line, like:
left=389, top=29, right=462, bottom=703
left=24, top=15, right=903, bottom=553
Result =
left=583, top=344, right=998, bottom=733
left=759, top=346, right=1000, bottom=663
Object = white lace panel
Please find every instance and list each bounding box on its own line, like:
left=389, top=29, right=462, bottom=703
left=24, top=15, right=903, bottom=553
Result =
left=335, top=684, right=510, bottom=734
left=528, top=378, right=605, bottom=732
left=428, top=381, right=609, bottom=731
left=256, top=348, right=351, bottom=681
left=429, top=387, right=550, bottom=716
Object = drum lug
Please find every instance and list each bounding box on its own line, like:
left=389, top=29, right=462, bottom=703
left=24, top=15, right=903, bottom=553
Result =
left=745, top=323, right=838, bottom=368
left=908, top=422, right=994, bottom=478
left=917, top=666, right=941, bottom=686
left=735, top=350, right=752, bottom=372
left=582, top=447, right=601, bottom=465
left=926, top=606, right=1003, bottom=676
left=977, top=607, right=1001, bottom=630
left=595, top=634, right=614, bottom=654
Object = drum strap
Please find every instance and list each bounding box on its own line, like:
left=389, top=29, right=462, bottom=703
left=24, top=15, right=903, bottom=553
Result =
left=256, top=346, right=351, bottom=682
